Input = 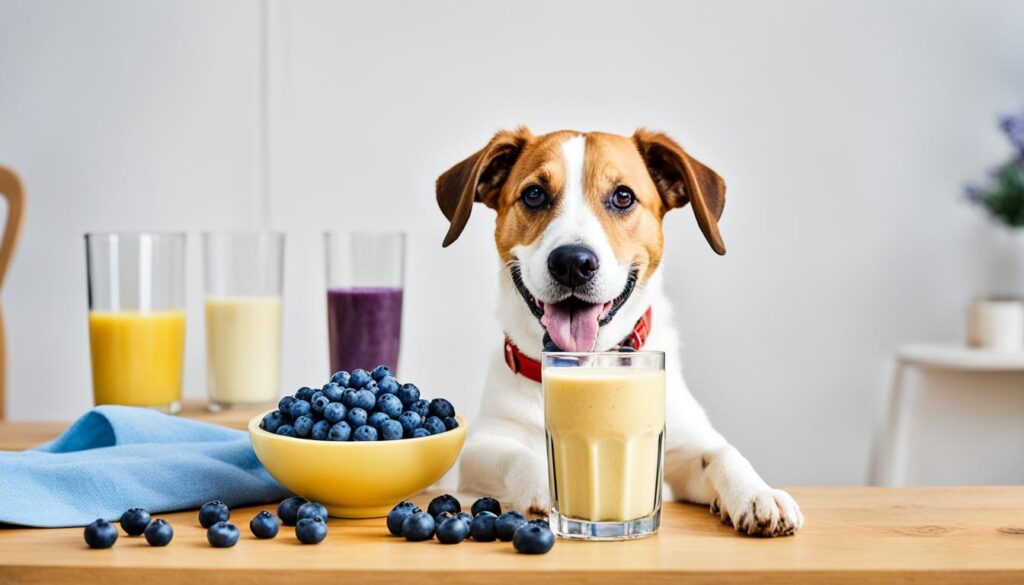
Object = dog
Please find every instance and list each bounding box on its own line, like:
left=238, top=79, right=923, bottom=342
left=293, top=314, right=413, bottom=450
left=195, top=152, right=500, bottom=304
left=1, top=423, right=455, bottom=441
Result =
left=435, top=127, right=803, bottom=537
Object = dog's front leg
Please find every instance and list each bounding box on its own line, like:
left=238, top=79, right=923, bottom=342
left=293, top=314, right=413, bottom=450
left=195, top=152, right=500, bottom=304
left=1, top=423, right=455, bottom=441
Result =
left=458, top=419, right=549, bottom=514
left=664, top=415, right=804, bottom=537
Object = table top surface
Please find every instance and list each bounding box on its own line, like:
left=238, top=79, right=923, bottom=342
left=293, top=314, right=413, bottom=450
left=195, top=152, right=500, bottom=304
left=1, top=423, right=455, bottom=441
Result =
left=2, top=407, right=1024, bottom=584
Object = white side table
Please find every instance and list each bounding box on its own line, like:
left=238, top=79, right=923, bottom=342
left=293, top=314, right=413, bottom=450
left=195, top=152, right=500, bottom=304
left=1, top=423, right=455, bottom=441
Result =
left=870, top=343, right=1024, bottom=486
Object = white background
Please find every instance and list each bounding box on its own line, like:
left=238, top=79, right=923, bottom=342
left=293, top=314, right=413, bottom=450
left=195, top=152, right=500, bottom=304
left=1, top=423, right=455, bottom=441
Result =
left=2, top=0, right=1024, bottom=486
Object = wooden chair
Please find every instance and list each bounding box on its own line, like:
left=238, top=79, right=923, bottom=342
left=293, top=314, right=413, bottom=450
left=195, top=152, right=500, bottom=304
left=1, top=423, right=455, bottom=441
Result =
left=0, top=165, right=26, bottom=420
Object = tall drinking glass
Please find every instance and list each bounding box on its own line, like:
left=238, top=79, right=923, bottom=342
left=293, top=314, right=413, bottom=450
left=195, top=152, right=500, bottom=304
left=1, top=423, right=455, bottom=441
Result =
left=542, top=351, right=666, bottom=540
left=85, top=232, right=186, bottom=413
left=203, top=232, right=285, bottom=411
left=324, top=231, right=405, bottom=374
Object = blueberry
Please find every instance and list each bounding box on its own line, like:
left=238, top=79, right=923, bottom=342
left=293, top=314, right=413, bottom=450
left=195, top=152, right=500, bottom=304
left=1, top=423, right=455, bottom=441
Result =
left=340, top=388, right=359, bottom=408
left=423, top=416, right=446, bottom=435
left=295, top=516, right=328, bottom=544
left=367, top=412, right=390, bottom=429
left=379, top=419, right=403, bottom=440
left=119, top=507, right=151, bottom=536
left=276, top=424, right=297, bottom=437
left=386, top=501, right=420, bottom=536
left=277, top=496, right=308, bottom=526
left=528, top=518, right=549, bottom=528
left=512, top=523, right=555, bottom=554
left=427, top=494, right=461, bottom=518
left=443, top=416, right=459, bottom=430
left=469, top=511, right=498, bottom=541
left=435, top=511, right=454, bottom=523
left=295, top=502, right=328, bottom=523
left=310, top=389, right=325, bottom=404
left=207, top=521, right=240, bottom=548
left=143, top=518, right=173, bottom=546
left=84, top=519, right=118, bottom=548
left=397, top=411, right=422, bottom=437
left=198, top=500, right=230, bottom=528
left=322, top=382, right=345, bottom=403
left=328, top=421, right=352, bottom=441
left=249, top=510, right=279, bottom=539
left=364, top=380, right=380, bottom=396
left=289, top=399, right=311, bottom=421
left=353, top=425, right=378, bottom=441
left=260, top=411, right=284, bottom=433
left=311, top=419, right=331, bottom=440
left=411, top=428, right=431, bottom=438
left=311, top=394, right=331, bottom=417
left=436, top=516, right=470, bottom=544
left=401, top=511, right=435, bottom=541
left=295, top=387, right=315, bottom=402
left=323, top=401, right=347, bottom=424
left=330, top=370, right=351, bottom=387
left=346, top=407, right=368, bottom=428
left=471, top=497, right=501, bottom=517
left=293, top=415, right=314, bottom=437
left=409, top=399, right=430, bottom=418
left=495, top=511, right=527, bottom=541
left=349, top=369, right=372, bottom=388
left=396, top=383, right=420, bottom=406
left=375, top=393, right=402, bottom=418
left=429, top=398, right=456, bottom=419
left=457, top=512, right=473, bottom=525
left=354, top=389, right=376, bottom=411
left=278, top=395, right=296, bottom=418
left=377, top=375, right=399, bottom=395
left=371, top=365, right=393, bottom=381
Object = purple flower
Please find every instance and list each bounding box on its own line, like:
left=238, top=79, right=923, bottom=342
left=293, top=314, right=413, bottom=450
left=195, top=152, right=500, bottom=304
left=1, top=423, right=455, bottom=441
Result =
left=964, top=184, right=985, bottom=204
left=999, top=112, right=1024, bottom=152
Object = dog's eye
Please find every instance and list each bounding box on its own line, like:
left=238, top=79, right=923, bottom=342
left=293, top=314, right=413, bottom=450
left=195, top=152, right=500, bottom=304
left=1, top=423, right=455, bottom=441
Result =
left=609, top=186, right=636, bottom=211
left=520, top=185, right=549, bottom=210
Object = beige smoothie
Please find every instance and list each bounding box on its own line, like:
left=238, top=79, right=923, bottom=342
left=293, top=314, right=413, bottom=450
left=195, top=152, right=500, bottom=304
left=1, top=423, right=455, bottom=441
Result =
left=544, top=366, right=665, bottom=522
left=204, top=296, right=282, bottom=406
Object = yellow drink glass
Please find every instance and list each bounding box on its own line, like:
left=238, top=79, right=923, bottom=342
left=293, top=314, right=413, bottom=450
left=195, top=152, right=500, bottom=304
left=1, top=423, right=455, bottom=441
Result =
left=85, top=232, right=186, bottom=413
left=543, top=350, right=665, bottom=540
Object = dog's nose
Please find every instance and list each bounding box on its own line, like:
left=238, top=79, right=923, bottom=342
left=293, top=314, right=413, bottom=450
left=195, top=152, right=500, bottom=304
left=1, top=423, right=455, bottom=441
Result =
left=547, top=244, right=599, bottom=288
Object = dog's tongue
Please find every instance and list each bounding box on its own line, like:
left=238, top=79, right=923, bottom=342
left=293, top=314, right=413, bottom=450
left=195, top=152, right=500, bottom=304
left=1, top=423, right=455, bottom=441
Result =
left=541, top=301, right=604, bottom=352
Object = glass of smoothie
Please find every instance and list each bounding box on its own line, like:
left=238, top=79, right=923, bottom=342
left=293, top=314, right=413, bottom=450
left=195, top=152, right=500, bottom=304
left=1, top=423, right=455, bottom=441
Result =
left=324, top=230, right=405, bottom=374
left=203, top=232, right=285, bottom=411
left=85, top=232, right=186, bottom=413
left=542, top=350, right=666, bottom=540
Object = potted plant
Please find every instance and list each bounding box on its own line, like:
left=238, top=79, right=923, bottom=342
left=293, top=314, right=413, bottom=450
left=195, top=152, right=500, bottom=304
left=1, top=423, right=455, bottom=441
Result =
left=965, top=111, right=1024, bottom=350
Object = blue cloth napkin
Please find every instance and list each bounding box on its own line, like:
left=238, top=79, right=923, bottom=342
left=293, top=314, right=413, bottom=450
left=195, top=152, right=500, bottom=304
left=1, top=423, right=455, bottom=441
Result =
left=0, top=405, right=290, bottom=527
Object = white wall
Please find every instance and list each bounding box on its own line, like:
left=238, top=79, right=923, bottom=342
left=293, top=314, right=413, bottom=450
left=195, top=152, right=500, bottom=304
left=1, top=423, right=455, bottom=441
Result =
left=2, top=0, right=1023, bottom=487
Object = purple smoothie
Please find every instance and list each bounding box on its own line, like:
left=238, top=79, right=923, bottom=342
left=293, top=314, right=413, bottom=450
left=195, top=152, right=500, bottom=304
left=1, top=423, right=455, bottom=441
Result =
left=326, top=287, right=403, bottom=374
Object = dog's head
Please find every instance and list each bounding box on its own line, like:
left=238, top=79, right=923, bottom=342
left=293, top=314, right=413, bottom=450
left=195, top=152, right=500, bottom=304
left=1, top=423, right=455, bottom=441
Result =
left=436, top=128, right=725, bottom=353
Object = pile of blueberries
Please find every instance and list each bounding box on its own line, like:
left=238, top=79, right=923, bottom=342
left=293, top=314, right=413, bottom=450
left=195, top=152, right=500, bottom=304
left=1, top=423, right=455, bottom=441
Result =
left=387, top=495, right=555, bottom=554
left=83, top=497, right=332, bottom=549
left=83, top=509, right=174, bottom=549
left=260, top=365, right=458, bottom=441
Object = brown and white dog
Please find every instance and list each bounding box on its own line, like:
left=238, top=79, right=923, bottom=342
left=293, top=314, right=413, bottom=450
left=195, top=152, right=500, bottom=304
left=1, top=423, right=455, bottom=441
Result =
left=435, top=128, right=803, bottom=536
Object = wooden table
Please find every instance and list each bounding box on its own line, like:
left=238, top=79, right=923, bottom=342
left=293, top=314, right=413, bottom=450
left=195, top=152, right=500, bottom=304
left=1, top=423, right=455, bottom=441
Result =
left=2, top=412, right=1024, bottom=583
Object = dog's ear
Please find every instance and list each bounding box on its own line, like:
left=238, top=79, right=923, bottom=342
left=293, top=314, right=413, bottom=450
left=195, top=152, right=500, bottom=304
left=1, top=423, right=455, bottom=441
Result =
left=633, top=129, right=726, bottom=255
left=436, top=127, right=532, bottom=247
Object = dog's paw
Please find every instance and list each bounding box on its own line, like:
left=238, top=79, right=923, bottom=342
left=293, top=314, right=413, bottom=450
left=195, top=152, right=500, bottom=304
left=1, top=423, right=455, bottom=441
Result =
left=505, top=455, right=550, bottom=515
left=711, top=488, right=803, bottom=537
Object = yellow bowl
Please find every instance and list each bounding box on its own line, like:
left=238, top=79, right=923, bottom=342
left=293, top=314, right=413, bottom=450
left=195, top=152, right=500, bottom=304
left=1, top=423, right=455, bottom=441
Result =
left=248, top=412, right=467, bottom=518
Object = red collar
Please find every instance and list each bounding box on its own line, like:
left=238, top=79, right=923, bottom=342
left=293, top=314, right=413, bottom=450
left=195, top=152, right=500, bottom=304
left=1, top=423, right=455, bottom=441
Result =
left=503, top=307, right=653, bottom=383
